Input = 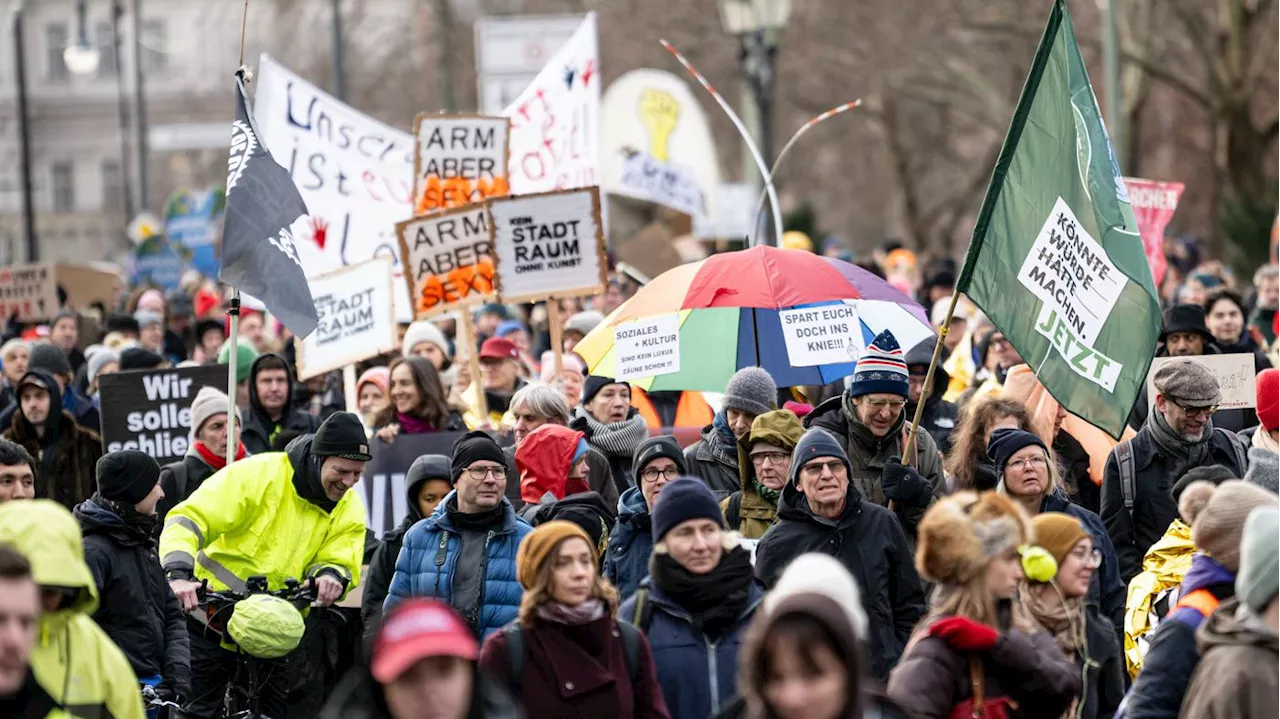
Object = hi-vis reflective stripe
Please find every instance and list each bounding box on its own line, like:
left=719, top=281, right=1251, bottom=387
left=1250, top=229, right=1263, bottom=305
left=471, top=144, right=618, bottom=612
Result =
left=197, top=552, right=248, bottom=593
left=165, top=516, right=206, bottom=549
left=307, top=564, right=351, bottom=582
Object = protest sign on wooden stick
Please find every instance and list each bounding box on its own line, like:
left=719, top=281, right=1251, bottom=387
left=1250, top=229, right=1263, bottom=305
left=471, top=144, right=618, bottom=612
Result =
left=413, top=114, right=511, bottom=215
left=295, top=258, right=399, bottom=380
left=398, top=205, right=498, bottom=318
left=488, top=187, right=607, bottom=304
left=0, top=263, right=60, bottom=322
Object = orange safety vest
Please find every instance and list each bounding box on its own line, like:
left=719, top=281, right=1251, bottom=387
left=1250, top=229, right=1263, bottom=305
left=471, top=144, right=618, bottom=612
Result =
left=1173, top=587, right=1220, bottom=618
left=631, top=388, right=714, bottom=429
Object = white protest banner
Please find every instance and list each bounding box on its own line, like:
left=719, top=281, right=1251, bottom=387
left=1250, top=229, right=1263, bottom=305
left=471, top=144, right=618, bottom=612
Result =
left=252, top=54, right=416, bottom=320
left=779, top=305, right=863, bottom=366
left=614, top=313, right=681, bottom=381
left=398, top=205, right=497, bottom=317
left=489, top=187, right=607, bottom=302
left=295, top=258, right=398, bottom=380
left=1147, top=353, right=1256, bottom=412
left=0, top=263, right=59, bottom=321
left=618, top=153, right=704, bottom=217
left=1123, top=177, right=1184, bottom=286
left=413, top=114, right=511, bottom=215
left=503, top=13, right=600, bottom=195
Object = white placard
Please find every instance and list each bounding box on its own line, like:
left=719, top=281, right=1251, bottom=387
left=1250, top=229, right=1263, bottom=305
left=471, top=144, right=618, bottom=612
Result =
left=779, top=305, right=862, bottom=367
left=618, top=153, right=704, bottom=217
left=295, top=258, right=399, bottom=380
left=1146, top=353, right=1257, bottom=411
left=397, top=205, right=497, bottom=318
left=413, top=115, right=510, bottom=213
left=614, top=314, right=681, bottom=381
left=489, top=187, right=606, bottom=302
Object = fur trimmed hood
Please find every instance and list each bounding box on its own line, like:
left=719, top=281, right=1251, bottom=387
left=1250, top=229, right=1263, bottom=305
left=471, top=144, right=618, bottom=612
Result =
left=916, top=491, right=1033, bottom=584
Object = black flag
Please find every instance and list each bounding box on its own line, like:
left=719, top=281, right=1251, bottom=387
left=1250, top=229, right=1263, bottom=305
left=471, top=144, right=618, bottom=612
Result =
left=220, top=74, right=319, bottom=339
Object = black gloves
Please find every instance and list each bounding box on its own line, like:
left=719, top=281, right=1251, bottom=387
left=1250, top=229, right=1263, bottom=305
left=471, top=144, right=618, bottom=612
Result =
left=881, top=457, right=933, bottom=507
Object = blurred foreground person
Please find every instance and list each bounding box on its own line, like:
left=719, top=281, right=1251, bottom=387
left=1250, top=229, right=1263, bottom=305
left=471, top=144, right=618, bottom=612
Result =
left=0, top=547, right=42, bottom=715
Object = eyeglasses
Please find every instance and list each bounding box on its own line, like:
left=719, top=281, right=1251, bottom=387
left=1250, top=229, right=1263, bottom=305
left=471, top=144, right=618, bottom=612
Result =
left=750, top=451, right=790, bottom=467
left=465, top=465, right=507, bottom=481
left=1168, top=399, right=1218, bottom=418
left=1068, top=547, right=1103, bottom=569
left=859, top=398, right=906, bottom=411
left=800, top=460, right=845, bottom=479
left=640, top=466, right=680, bottom=483
left=1005, top=456, right=1048, bottom=472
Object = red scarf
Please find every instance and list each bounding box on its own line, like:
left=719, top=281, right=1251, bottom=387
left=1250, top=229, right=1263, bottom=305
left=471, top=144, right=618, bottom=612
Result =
left=195, top=441, right=247, bottom=471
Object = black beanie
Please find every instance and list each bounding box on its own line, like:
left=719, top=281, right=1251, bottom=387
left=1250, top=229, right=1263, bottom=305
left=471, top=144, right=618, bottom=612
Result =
left=119, top=347, right=166, bottom=371
left=450, top=431, right=507, bottom=482
left=632, top=435, right=687, bottom=477
left=986, top=428, right=1048, bottom=474
left=311, top=412, right=372, bottom=461
left=582, top=375, right=627, bottom=406
left=96, top=450, right=162, bottom=506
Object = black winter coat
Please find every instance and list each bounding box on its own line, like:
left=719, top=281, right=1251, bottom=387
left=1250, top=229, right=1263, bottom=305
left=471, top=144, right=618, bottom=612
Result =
left=1078, top=604, right=1126, bottom=719
left=1101, top=424, right=1247, bottom=582
left=2, top=396, right=102, bottom=510
left=754, top=482, right=926, bottom=680
left=75, top=496, right=190, bottom=694
left=683, top=426, right=741, bottom=498
left=155, top=453, right=219, bottom=531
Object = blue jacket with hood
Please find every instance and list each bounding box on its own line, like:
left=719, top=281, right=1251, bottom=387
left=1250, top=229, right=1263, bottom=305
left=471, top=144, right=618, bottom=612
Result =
left=604, top=486, right=653, bottom=600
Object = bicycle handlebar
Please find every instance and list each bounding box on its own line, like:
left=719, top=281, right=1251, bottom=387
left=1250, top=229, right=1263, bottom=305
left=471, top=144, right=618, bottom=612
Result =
left=140, top=684, right=182, bottom=710
left=196, top=576, right=316, bottom=608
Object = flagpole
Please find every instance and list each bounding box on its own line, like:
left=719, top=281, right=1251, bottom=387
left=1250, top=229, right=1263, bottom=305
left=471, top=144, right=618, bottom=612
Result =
left=904, top=290, right=961, bottom=451
left=225, top=292, right=241, bottom=465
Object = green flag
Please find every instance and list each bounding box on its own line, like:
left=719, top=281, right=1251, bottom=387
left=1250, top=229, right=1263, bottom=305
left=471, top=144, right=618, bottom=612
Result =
left=956, top=0, right=1160, bottom=438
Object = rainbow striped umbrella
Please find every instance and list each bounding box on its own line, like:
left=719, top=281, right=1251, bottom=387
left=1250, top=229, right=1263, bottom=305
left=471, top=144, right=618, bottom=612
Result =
left=576, top=247, right=933, bottom=390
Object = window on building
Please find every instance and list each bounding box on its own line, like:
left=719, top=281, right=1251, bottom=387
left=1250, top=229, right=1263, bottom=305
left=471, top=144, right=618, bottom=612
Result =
left=96, top=21, right=117, bottom=77
left=46, top=24, right=69, bottom=81
left=51, top=163, right=75, bottom=213
left=141, top=19, right=166, bottom=74
left=102, top=161, right=123, bottom=212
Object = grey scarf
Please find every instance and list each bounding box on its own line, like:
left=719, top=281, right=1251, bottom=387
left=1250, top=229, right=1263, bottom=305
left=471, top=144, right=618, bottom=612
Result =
left=1149, top=410, right=1213, bottom=479
left=536, top=598, right=607, bottom=626
left=574, top=407, right=649, bottom=459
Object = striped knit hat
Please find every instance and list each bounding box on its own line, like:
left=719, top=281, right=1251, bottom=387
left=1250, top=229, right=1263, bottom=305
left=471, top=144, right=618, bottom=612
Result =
left=848, top=329, right=909, bottom=398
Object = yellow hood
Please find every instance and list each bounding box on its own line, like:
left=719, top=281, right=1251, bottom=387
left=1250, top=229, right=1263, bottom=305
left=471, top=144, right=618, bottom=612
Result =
left=0, top=499, right=98, bottom=615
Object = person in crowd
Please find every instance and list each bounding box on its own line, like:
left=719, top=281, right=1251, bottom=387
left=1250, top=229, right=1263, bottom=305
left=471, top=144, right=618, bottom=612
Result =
left=238, top=309, right=268, bottom=354
left=1000, top=365, right=1100, bottom=509
left=495, top=320, right=538, bottom=378
left=685, top=367, right=777, bottom=496
left=241, top=353, right=321, bottom=454
left=160, top=413, right=369, bottom=719
left=0, top=339, right=29, bottom=411
left=987, top=428, right=1125, bottom=636
left=1244, top=368, right=1279, bottom=486
left=631, top=386, right=716, bottom=430
left=887, top=492, right=1081, bottom=718
left=194, top=318, right=225, bottom=364
left=754, top=428, right=925, bottom=680
left=620, top=478, right=760, bottom=719
left=464, top=337, right=528, bottom=430
left=0, top=500, right=145, bottom=719
left=506, top=384, right=618, bottom=511
left=85, top=348, right=119, bottom=406
left=1103, top=358, right=1248, bottom=582
left=118, top=346, right=168, bottom=372
left=1018, top=513, right=1124, bottom=719
left=0, top=439, right=35, bottom=503
left=156, top=386, right=245, bottom=528
left=385, top=431, right=533, bottom=637
left=572, top=377, right=650, bottom=493
left=605, top=436, right=686, bottom=600
left=323, top=598, right=520, bottom=719
left=1177, top=506, right=1278, bottom=718
left=103, top=312, right=141, bottom=344
left=478, top=521, right=670, bottom=719
left=373, top=356, right=464, bottom=441
left=730, top=552, right=908, bottom=719
left=164, top=291, right=194, bottom=363
left=1123, top=479, right=1277, bottom=719
left=363, top=454, right=452, bottom=632
left=217, top=339, right=257, bottom=412
left=356, top=366, right=391, bottom=430
left=75, top=451, right=189, bottom=707
left=297, top=370, right=345, bottom=422
left=515, top=424, right=593, bottom=511
left=1204, top=287, right=1271, bottom=369
left=1249, top=264, right=1278, bottom=345
left=963, top=325, right=1025, bottom=399
left=545, top=351, right=588, bottom=407
left=2, top=369, right=101, bottom=509
left=723, top=409, right=804, bottom=538
left=807, top=330, right=944, bottom=540
left=48, top=312, right=84, bottom=376
left=136, top=310, right=166, bottom=354
left=0, top=547, right=43, bottom=715
left=904, top=338, right=958, bottom=454
left=473, top=304, right=511, bottom=343
left=23, top=342, right=99, bottom=433
left=402, top=319, right=457, bottom=389
left=562, top=310, right=604, bottom=353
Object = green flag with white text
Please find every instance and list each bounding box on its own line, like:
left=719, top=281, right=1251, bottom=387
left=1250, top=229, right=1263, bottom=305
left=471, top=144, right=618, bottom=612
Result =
left=956, top=0, right=1160, bottom=438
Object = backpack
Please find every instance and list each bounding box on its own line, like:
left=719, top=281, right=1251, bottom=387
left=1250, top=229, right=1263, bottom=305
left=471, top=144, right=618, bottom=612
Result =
left=503, top=618, right=642, bottom=697
left=1116, top=430, right=1248, bottom=524
left=166, top=461, right=191, bottom=502
left=629, top=588, right=654, bottom=633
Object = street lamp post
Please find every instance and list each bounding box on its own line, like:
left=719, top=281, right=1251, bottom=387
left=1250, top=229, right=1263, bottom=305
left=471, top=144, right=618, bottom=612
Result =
left=10, top=0, right=38, bottom=262
left=718, top=0, right=791, bottom=247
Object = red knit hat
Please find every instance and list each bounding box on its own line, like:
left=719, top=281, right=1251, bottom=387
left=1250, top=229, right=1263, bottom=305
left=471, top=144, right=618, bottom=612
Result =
left=1258, top=368, right=1279, bottom=433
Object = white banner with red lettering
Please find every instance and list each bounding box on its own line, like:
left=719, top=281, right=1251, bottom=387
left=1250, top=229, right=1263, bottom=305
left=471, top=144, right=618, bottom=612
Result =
left=1123, top=177, right=1184, bottom=286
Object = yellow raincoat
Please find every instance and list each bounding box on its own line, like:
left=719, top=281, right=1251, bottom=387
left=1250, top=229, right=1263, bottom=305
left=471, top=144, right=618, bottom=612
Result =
left=158, top=450, right=365, bottom=596
left=0, top=500, right=144, bottom=719
left=1123, top=518, right=1195, bottom=677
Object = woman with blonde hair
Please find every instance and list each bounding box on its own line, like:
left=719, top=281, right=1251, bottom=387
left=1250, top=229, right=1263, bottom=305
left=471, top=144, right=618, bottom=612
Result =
left=479, top=521, right=670, bottom=719
left=887, top=491, right=1080, bottom=718
left=944, top=395, right=1032, bottom=492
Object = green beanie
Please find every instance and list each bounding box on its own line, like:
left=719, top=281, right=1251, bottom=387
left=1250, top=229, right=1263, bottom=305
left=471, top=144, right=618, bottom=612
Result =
left=218, top=340, right=258, bottom=384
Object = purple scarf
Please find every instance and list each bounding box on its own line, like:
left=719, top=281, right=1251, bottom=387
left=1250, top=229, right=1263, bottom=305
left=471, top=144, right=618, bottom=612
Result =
left=397, top=411, right=435, bottom=434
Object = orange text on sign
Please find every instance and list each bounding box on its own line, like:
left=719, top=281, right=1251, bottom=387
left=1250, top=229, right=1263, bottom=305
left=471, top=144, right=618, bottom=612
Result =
left=418, top=258, right=496, bottom=314
left=416, top=176, right=510, bottom=216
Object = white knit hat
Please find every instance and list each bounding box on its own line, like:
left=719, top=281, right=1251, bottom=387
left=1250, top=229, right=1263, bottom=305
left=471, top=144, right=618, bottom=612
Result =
left=188, top=385, right=241, bottom=440
left=402, top=320, right=450, bottom=359
left=764, top=553, right=868, bottom=640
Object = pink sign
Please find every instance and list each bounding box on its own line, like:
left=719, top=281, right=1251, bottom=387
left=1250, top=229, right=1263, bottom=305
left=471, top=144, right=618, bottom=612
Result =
left=1124, top=177, right=1184, bottom=286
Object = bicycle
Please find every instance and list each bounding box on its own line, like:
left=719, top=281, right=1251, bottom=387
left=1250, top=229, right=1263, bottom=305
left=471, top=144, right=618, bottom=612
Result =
left=195, top=575, right=315, bottom=719
left=141, top=683, right=182, bottom=718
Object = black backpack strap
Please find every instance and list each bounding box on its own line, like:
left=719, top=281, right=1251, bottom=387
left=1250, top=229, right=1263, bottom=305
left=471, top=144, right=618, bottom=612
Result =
left=503, top=622, right=525, bottom=696
left=631, top=587, right=653, bottom=633
left=724, top=493, right=743, bottom=531
left=1218, top=428, right=1247, bottom=475
left=617, top=619, right=642, bottom=684
left=1116, top=439, right=1136, bottom=524
left=172, top=461, right=189, bottom=502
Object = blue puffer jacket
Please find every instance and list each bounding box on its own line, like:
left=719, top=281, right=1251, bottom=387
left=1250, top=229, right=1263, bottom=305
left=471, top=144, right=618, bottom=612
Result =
left=384, top=492, right=532, bottom=638
left=603, top=487, right=653, bottom=600
left=1041, top=490, right=1125, bottom=639
left=619, top=579, right=763, bottom=719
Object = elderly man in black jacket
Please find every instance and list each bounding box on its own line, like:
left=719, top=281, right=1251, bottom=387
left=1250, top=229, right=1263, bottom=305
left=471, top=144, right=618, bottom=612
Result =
left=74, top=450, right=190, bottom=705
left=754, top=427, right=926, bottom=680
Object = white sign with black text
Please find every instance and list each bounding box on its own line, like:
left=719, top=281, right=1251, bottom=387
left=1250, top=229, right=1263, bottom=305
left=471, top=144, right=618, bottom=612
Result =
left=489, top=187, right=606, bottom=302
left=1147, top=353, right=1257, bottom=412
left=295, top=258, right=399, bottom=380
left=779, top=305, right=862, bottom=367
left=614, top=313, right=681, bottom=381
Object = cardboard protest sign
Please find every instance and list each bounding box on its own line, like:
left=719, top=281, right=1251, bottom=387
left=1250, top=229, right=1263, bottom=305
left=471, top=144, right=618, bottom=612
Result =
left=295, top=258, right=398, bottom=380
left=253, top=55, right=416, bottom=321
left=1123, top=178, right=1184, bottom=286
left=503, top=13, right=600, bottom=194
left=98, top=365, right=227, bottom=465
left=779, top=305, right=862, bottom=367
left=614, top=313, right=681, bottom=381
left=0, top=263, right=60, bottom=321
left=397, top=205, right=497, bottom=317
left=55, top=265, right=119, bottom=310
left=414, top=115, right=511, bottom=215
left=489, top=187, right=607, bottom=302
left=1147, top=354, right=1256, bottom=411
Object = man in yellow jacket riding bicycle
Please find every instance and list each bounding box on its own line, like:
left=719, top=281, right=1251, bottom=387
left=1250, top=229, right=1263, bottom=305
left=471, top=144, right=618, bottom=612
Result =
left=159, top=412, right=370, bottom=719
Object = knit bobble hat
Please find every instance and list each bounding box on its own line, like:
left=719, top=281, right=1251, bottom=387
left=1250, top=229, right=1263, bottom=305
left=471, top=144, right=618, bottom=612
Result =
left=916, top=491, right=1033, bottom=584
left=96, top=450, right=162, bottom=506
left=516, top=520, right=595, bottom=590
left=1178, top=480, right=1279, bottom=573
left=1237, top=507, right=1280, bottom=614
left=722, top=367, right=778, bottom=417
left=849, top=329, right=909, bottom=399
left=402, top=321, right=450, bottom=360
left=764, top=553, right=868, bottom=640
left=1030, top=513, right=1088, bottom=568
left=188, top=386, right=240, bottom=438
left=1256, top=368, right=1278, bottom=432
left=651, top=477, right=724, bottom=541
left=87, top=349, right=120, bottom=386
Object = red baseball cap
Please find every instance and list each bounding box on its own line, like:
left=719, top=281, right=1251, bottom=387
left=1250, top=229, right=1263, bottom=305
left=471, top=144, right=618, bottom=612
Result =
left=479, top=337, right=520, bottom=362
left=371, top=600, right=478, bottom=683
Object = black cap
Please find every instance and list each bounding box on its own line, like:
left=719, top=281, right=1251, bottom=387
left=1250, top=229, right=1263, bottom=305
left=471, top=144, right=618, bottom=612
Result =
left=311, top=412, right=372, bottom=461
left=119, top=347, right=166, bottom=371
left=450, top=431, right=507, bottom=482
left=96, top=450, right=162, bottom=506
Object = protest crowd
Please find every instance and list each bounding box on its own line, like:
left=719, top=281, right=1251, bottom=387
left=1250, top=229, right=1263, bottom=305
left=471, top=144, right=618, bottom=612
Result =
left=2, top=3, right=1279, bottom=719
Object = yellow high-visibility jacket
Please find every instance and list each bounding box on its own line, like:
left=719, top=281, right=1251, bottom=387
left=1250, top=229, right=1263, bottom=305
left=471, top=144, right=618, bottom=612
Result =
left=159, top=450, right=366, bottom=596
left=1123, top=518, right=1195, bottom=677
